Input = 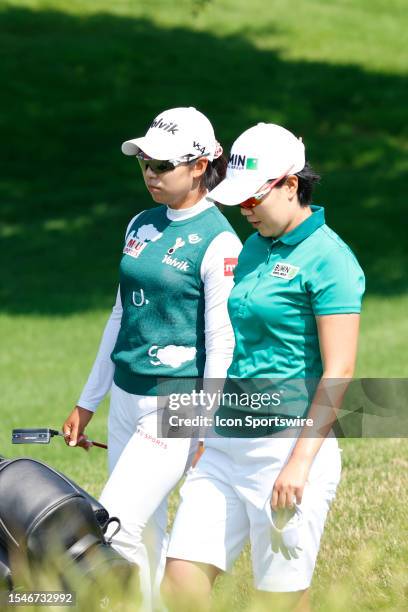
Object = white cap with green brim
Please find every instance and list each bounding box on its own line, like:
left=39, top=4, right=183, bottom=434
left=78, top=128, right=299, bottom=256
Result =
left=207, top=123, right=305, bottom=206
left=121, top=106, right=220, bottom=161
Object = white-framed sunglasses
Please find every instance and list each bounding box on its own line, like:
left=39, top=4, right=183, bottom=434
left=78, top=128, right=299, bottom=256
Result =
left=239, top=165, right=295, bottom=209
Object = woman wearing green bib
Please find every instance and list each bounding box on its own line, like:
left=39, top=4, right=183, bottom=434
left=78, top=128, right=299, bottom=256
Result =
left=164, top=123, right=365, bottom=611
left=62, top=107, right=242, bottom=609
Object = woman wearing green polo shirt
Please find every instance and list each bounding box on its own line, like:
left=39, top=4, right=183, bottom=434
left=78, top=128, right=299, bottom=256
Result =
left=163, top=123, right=365, bottom=611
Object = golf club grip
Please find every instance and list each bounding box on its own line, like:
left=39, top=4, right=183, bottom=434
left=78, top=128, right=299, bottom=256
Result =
left=90, top=440, right=108, bottom=450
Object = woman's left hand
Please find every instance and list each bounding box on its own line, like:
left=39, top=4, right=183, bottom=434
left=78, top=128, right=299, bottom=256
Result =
left=271, top=458, right=311, bottom=510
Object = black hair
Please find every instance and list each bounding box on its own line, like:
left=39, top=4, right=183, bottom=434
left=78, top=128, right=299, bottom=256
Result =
left=274, top=161, right=321, bottom=206
left=200, top=154, right=228, bottom=191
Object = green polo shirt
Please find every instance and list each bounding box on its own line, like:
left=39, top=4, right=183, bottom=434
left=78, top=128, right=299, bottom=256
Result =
left=215, top=205, right=365, bottom=436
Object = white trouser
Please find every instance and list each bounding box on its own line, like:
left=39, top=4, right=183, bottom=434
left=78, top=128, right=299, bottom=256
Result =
left=99, top=382, right=198, bottom=610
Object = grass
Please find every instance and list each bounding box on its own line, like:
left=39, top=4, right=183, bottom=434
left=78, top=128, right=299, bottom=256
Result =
left=1, top=0, right=408, bottom=609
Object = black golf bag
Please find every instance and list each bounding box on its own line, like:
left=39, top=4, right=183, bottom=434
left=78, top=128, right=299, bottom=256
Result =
left=0, top=542, right=12, bottom=592
left=0, top=457, right=136, bottom=601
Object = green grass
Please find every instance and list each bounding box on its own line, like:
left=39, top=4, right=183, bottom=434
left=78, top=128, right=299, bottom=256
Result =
left=1, top=0, right=408, bottom=609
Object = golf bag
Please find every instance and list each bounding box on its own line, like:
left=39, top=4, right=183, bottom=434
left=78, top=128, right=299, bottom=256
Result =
left=0, top=543, right=12, bottom=592
left=0, top=457, right=135, bottom=595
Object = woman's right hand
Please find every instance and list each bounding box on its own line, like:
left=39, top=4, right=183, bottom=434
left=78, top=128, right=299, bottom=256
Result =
left=62, top=406, right=94, bottom=450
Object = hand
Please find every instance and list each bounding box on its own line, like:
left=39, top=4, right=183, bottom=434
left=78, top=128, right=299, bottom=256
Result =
left=62, top=405, right=94, bottom=451
left=271, top=457, right=311, bottom=511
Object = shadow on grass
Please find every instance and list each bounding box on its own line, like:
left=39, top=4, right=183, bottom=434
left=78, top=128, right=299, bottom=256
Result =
left=1, top=6, right=407, bottom=315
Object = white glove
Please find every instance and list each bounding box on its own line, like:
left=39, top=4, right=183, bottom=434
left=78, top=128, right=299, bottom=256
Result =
left=265, top=501, right=304, bottom=560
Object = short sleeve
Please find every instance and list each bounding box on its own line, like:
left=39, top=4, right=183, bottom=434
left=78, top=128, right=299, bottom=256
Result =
left=309, top=246, right=365, bottom=315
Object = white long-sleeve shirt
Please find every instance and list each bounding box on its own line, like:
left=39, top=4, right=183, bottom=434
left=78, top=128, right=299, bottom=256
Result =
left=78, top=198, right=242, bottom=411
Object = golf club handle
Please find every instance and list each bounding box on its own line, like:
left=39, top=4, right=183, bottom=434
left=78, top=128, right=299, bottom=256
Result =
left=59, top=431, right=107, bottom=450
left=90, top=440, right=108, bottom=450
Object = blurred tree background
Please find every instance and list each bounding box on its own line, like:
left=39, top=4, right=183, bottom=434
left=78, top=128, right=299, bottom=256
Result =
left=1, top=0, right=407, bottom=317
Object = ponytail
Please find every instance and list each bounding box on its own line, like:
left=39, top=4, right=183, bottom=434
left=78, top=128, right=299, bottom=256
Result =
left=200, top=154, right=227, bottom=191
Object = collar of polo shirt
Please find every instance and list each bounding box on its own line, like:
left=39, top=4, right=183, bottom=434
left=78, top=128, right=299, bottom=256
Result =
left=261, top=206, right=325, bottom=246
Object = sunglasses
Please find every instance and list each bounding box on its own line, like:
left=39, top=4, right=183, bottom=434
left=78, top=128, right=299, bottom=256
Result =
left=136, top=153, right=199, bottom=175
left=239, top=166, right=295, bottom=209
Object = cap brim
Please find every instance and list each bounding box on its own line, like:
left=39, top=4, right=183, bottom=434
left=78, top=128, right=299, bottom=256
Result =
left=121, top=136, right=183, bottom=159
left=207, top=175, right=269, bottom=206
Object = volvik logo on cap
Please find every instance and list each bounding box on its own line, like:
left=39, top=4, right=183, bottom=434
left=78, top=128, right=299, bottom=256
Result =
left=228, top=154, right=258, bottom=170
left=150, top=117, right=179, bottom=135
left=122, top=107, right=218, bottom=160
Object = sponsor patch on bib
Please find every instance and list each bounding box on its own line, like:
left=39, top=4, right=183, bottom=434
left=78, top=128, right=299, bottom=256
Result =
left=123, top=237, right=147, bottom=259
left=167, top=237, right=185, bottom=255
left=123, top=225, right=162, bottom=259
left=162, top=253, right=189, bottom=272
left=270, top=262, right=300, bottom=280
left=224, top=257, right=238, bottom=276
left=188, top=233, right=202, bottom=244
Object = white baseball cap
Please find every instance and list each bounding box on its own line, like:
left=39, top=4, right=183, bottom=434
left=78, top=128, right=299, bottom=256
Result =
left=121, top=107, right=220, bottom=161
left=208, top=123, right=305, bottom=205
